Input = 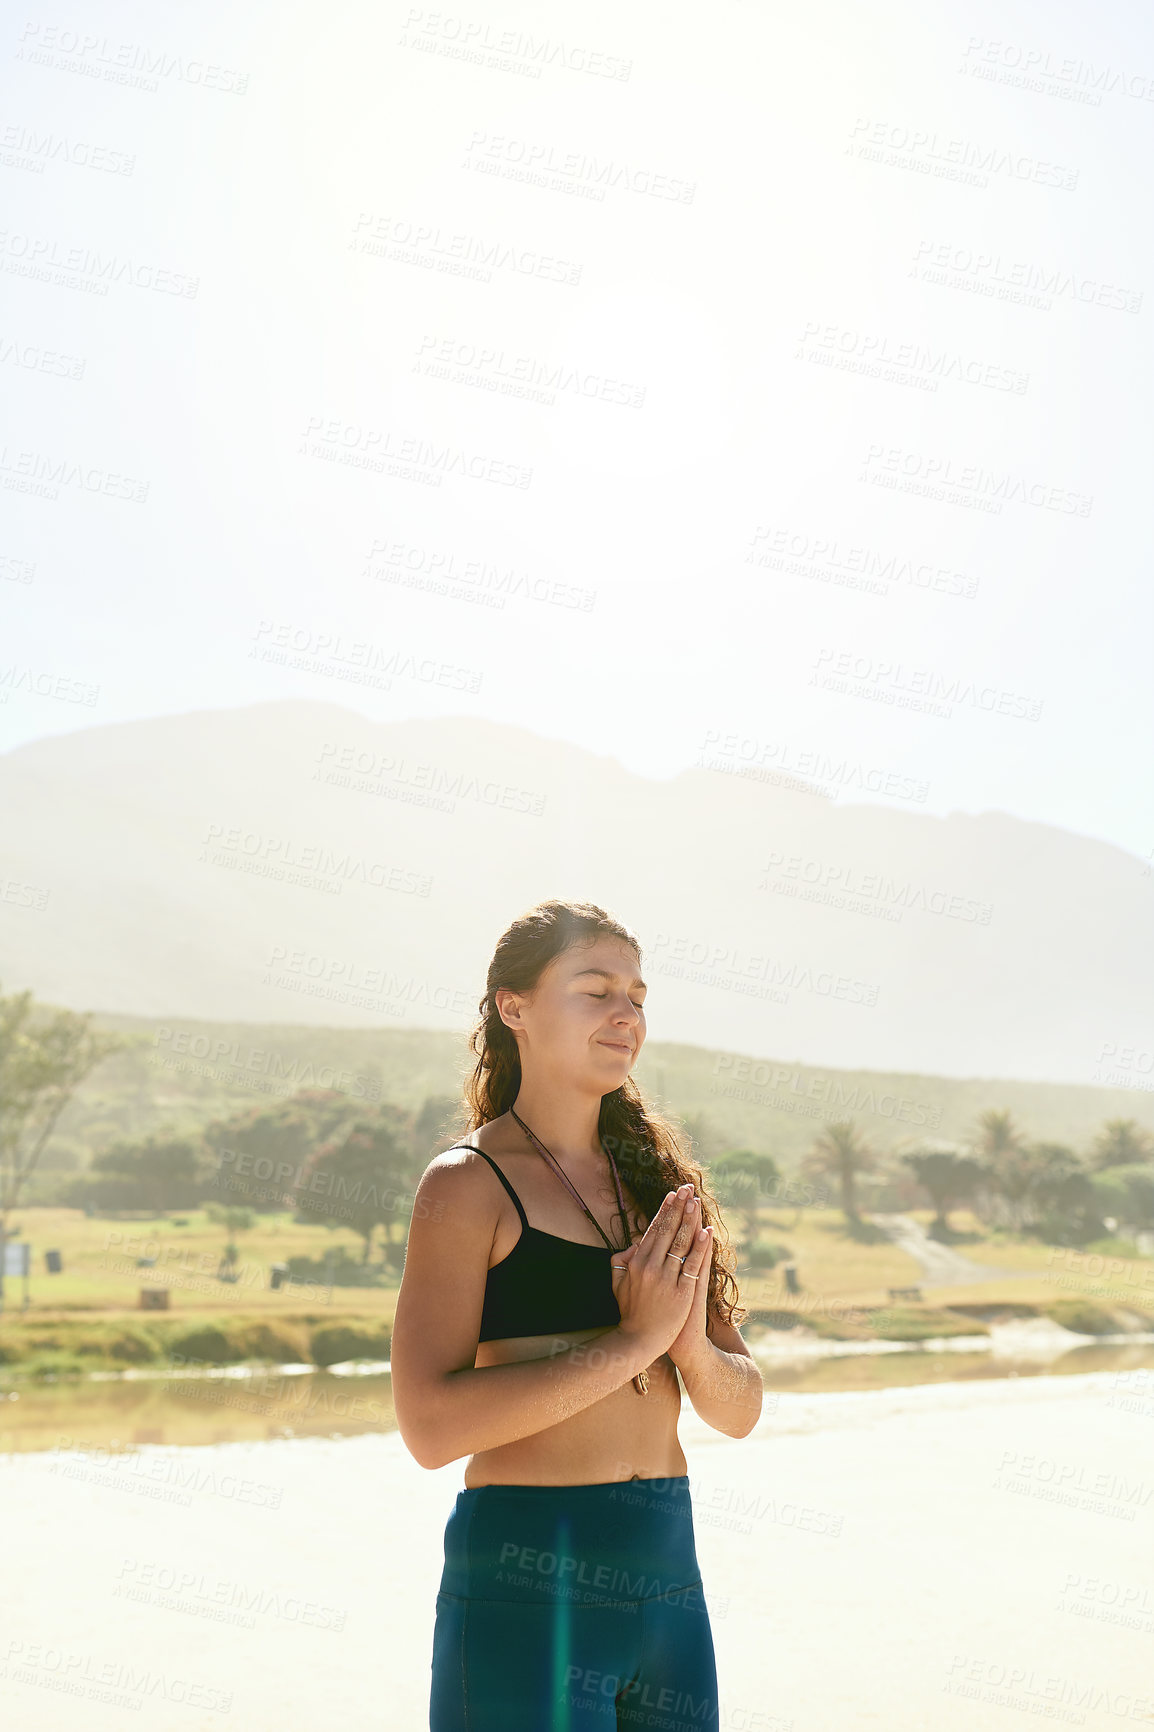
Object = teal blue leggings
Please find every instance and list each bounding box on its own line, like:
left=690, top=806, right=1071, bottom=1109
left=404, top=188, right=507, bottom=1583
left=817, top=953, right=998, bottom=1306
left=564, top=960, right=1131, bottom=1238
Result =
left=429, top=1474, right=720, bottom=1731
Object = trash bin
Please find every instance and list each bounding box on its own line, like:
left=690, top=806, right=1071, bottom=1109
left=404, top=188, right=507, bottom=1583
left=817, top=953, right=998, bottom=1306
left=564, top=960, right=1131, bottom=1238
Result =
left=45, top=1248, right=63, bottom=1274
left=783, top=1263, right=800, bottom=1295
left=270, top=1262, right=289, bottom=1290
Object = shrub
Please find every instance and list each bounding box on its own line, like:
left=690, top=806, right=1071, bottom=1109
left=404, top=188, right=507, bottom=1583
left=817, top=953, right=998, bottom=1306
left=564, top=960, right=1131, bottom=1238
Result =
left=309, top=1322, right=391, bottom=1367
left=233, top=1320, right=311, bottom=1363
left=285, top=1248, right=391, bottom=1287
left=742, top=1239, right=793, bottom=1270
left=165, top=1324, right=248, bottom=1365
left=1042, top=1298, right=1127, bottom=1335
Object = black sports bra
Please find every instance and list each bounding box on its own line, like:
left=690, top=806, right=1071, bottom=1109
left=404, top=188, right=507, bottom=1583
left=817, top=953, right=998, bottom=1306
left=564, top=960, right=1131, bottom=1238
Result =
left=448, top=1145, right=625, bottom=1342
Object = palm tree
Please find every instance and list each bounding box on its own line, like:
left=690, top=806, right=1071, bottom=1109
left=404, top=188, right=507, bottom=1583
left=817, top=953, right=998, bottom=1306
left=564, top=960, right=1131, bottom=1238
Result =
left=1090, top=1119, right=1154, bottom=1172
left=803, top=1120, right=878, bottom=1226
left=966, top=1109, right=1027, bottom=1228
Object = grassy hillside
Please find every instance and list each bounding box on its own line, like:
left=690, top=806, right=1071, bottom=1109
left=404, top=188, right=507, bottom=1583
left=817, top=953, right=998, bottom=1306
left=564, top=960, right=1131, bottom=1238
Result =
left=38, top=1011, right=1154, bottom=1173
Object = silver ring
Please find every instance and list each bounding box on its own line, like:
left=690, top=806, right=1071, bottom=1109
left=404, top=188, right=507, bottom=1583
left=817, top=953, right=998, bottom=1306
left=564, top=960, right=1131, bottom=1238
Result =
left=665, top=1252, right=686, bottom=1262
left=611, top=1264, right=627, bottom=1270
left=682, top=1274, right=699, bottom=1281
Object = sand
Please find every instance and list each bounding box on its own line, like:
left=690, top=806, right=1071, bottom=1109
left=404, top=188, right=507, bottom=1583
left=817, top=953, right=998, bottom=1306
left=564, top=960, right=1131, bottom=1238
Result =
left=1, top=1368, right=1151, bottom=1730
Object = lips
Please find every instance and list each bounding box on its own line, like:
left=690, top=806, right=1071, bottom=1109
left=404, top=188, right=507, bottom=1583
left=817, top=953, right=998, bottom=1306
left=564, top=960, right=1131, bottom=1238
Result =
left=599, top=1040, right=633, bottom=1054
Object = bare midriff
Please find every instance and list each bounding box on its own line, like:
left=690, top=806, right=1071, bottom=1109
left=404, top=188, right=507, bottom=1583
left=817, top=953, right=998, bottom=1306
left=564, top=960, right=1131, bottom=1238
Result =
left=463, top=1329, right=688, bottom=1488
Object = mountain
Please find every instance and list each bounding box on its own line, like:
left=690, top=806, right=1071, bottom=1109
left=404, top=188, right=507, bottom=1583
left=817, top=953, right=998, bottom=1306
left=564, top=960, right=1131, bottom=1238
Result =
left=1, top=699, right=1150, bottom=1087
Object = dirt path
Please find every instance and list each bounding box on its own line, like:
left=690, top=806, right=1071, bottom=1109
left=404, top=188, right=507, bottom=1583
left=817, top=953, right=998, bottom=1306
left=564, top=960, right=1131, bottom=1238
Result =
left=871, top=1212, right=1029, bottom=1287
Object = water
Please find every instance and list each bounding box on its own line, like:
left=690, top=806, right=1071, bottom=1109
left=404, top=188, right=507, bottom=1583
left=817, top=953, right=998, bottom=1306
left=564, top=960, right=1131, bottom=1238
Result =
left=4, top=1335, right=1154, bottom=1451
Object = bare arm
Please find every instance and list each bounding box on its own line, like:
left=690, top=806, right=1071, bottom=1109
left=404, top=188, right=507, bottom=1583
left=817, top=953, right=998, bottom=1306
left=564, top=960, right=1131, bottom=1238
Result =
left=390, top=1153, right=648, bottom=1470
left=675, top=1310, right=763, bottom=1439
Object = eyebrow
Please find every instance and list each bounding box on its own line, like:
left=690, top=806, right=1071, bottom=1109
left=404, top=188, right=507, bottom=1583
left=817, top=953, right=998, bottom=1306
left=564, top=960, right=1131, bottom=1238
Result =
left=571, top=967, right=647, bottom=992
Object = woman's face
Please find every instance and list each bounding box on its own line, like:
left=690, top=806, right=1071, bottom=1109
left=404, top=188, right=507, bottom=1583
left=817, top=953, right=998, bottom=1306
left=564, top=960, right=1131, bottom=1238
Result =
left=497, top=935, right=647, bottom=1088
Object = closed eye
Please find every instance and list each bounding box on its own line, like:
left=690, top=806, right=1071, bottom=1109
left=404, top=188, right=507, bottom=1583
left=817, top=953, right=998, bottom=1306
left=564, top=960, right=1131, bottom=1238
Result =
left=588, top=993, right=645, bottom=1009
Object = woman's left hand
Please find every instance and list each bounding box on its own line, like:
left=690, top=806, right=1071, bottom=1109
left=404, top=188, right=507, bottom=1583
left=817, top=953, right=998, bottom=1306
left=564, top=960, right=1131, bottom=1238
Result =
left=664, top=1224, right=712, bottom=1368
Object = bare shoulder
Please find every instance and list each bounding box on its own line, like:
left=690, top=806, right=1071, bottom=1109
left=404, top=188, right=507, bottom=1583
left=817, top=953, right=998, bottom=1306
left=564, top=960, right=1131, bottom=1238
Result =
left=409, top=1144, right=501, bottom=1233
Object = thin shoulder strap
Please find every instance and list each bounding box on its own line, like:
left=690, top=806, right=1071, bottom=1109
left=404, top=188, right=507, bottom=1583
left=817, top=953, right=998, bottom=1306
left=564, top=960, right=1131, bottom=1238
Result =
left=445, top=1145, right=529, bottom=1230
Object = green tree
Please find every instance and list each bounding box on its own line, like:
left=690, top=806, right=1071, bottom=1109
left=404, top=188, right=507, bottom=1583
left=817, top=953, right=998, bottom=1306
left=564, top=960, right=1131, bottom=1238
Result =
left=74, top=1133, right=208, bottom=1214
left=1028, top=1144, right=1103, bottom=1245
left=0, top=986, right=131, bottom=1306
left=902, top=1145, right=984, bottom=1233
left=205, top=1204, right=256, bottom=1277
left=1090, top=1165, right=1154, bottom=1232
left=202, top=1088, right=365, bottom=1208
left=295, top=1103, right=416, bottom=1263
left=708, top=1149, right=781, bottom=1249
left=802, top=1120, right=878, bottom=1226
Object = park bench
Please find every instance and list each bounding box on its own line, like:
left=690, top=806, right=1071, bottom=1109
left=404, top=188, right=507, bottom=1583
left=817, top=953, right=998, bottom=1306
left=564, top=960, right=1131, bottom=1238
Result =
left=887, top=1286, right=923, bottom=1302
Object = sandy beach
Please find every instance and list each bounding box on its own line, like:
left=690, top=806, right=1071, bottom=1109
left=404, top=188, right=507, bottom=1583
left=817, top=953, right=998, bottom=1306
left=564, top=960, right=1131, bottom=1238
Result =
left=1, top=1367, right=1150, bottom=1731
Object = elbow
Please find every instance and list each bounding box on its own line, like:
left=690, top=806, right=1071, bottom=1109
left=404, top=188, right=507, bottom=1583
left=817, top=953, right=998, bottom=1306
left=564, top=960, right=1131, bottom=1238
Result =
left=394, top=1389, right=458, bottom=1472
left=400, top=1424, right=452, bottom=1472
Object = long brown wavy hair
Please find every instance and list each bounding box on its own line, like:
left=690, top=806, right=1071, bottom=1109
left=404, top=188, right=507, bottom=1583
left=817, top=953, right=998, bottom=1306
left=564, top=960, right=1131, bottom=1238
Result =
left=460, top=898, right=747, bottom=1328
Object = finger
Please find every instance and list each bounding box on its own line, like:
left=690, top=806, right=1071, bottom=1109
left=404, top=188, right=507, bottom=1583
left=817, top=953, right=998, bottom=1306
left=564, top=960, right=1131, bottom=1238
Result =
left=645, top=1187, right=692, bottom=1266
left=661, top=1192, right=700, bottom=1276
left=685, top=1221, right=712, bottom=1275
left=678, top=1224, right=712, bottom=1302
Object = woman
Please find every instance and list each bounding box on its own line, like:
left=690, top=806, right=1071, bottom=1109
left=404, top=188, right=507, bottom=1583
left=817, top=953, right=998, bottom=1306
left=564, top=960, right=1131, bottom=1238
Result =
left=392, top=899, right=763, bottom=1731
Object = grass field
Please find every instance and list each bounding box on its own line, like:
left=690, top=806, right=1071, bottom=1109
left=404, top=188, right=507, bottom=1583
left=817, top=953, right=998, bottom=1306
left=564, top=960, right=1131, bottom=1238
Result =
left=4, top=1204, right=1153, bottom=1320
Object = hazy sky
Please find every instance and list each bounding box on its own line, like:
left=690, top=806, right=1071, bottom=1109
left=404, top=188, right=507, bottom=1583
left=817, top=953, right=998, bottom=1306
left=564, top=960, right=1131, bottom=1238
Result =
left=2, top=0, right=1151, bottom=860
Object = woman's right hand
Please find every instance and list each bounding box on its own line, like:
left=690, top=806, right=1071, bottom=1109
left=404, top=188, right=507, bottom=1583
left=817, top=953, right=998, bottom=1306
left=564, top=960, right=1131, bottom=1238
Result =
left=609, top=1185, right=712, bottom=1361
